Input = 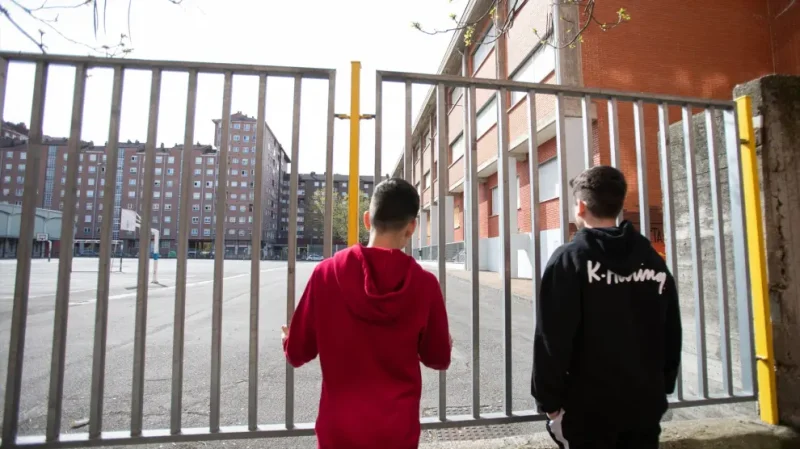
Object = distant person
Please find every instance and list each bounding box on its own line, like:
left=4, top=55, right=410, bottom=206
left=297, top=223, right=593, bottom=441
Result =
left=281, top=177, right=452, bottom=449
left=531, top=166, right=682, bottom=449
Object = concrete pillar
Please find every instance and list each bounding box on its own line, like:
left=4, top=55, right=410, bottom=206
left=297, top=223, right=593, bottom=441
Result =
left=419, top=211, right=427, bottom=250
left=444, top=195, right=455, bottom=244
left=430, top=202, right=439, bottom=246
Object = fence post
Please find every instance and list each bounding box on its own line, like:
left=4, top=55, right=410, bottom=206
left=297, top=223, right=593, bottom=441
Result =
left=347, top=62, right=361, bottom=247
left=736, top=95, right=778, bottom=424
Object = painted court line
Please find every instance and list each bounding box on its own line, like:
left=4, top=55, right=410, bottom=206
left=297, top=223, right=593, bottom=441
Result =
left=62, top=267, right=285, bottom=306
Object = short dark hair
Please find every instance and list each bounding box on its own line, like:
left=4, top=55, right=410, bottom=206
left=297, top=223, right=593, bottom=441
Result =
left=569, top=166, right=627, bottom=219
left=369, top=178, right=420, bottom=233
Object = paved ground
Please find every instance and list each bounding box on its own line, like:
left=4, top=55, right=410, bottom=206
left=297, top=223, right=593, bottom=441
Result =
left=0, top=258, right=547, bottom=448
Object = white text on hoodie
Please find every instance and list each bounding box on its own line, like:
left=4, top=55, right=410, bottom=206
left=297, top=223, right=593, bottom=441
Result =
left=586, top=260, right=667, bottom=295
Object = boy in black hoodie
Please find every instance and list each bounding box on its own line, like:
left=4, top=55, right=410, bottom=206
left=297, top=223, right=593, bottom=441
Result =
left=531, top=166, right=682, bottom=449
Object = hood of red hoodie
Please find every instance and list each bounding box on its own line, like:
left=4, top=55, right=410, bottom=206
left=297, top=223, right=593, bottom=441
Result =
left=332, top=244, right=420, bottom=324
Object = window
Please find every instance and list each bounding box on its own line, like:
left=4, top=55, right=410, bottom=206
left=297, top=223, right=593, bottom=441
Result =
left=424, top=171, right=431, bottom=189
left=165, top=216, right=172, bottom=223
left=194, top=181, right=201, bottom=188
left=510, top=45, right=556, bottom=104
left=205, top=193, right=213, bottom=199
left=61, top=177, right=66, bottom=184
left=204, top=205, right=212, bottom=212
left=86, top=203, right=93, bottom=210
left=165, top=191, right=173, bottom=198
left=193, top=204, right=201, bottom=211
left=454, top=205, right=461, bottom=228
left=87, top=191, right=94, bottom=198
left=205, top=181, right=213, bottom=188
left=229, top=229, right=236, bottom=235
left=167, top=180, right=174, bottom=187
left=195, top=157, right=202, bottom=164
left=130, top=167, right=138, bottom=174
left=231, top=193, right=238, bottom=199
left=244, top=124, right=251, bottom=131
left=85, top=215, right=92, bottom=223
left=207, top=157, right=214, bottom=164
left=204, top=229, right=211, bottom=236
left=206, top=169, right=214, bottom=176
left=233, top=123, right=241, bottom=129
left=192, top=217, right=199, bottom=224
left=472, top=24, right=496, bottom=73
left=450, top=133, right=465, bottom=162
left=476, top=96, right=498, bottom=137
left=167, top=168, right=175, bottom=175
left=165, top=204, right=172, bottom=211
left=164, top=228, right=171, bottom=236
left=241, top=170, right=248, bottom=177
left=538, top=158, right=560, bottom=202
left=229, top=205, right=236, bottom=211
left=193, top=192, right=201, bottom=199
left=450, top=87, right=463, bottom=107
left=204, top=217, right=211, bottom=224
left=242, top=159, right=249, bottom=166
left=153, top=203, right=160, bottom=210
left=491, top=186, right=500, bottom=216
left=83, top=227, right=91, bottom=234
left=19, top=164, right=26, bottom=171
left=89, top=154, right=97, bottom=162
left=155, top=168, right=162, bottom=175
left=233, top=135, right=240, bottom=141
left=128, top=191, right=136, bottom=198
left=154, top=191, right=161, bottom=198
left=155, top=156, right=163, bottom=163
left=231, top=169, right=237, bottom=175
left=228, top=217, right=236, bottom=223
left=131, top=156, right=138, bottom=162
left=152, top=216, right=158, bottom=223
left=2, top=176, right=9, bottom=183
left=233, top=147, right=240, bottom=153
left=244, top=135, right=250, bottom=142
left=194, top=169, right=202, bottom=175
left=191, top=229, right=199, bottom=236
left=129, top=179, right=137, bottom=186
left=168, top=156, right=175, bottom=164
left=243, top=147, right=250, bottom=154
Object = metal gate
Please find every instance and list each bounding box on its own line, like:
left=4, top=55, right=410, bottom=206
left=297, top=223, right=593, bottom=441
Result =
left=0, top=51, right=761, bottom=448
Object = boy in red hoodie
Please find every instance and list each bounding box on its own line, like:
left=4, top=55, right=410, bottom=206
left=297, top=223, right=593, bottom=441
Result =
left=281, top=177, right=452, bottom=449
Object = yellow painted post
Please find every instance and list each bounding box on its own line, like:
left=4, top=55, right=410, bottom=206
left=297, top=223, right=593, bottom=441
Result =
left=737, top=96, right=778, bottom=425
left=348, top=61, right=361, bottom=247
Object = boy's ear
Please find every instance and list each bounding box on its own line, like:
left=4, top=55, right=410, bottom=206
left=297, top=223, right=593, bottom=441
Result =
left=363, top=211, right=371, bottom=231
left=405, top=219, right=417, bottom=238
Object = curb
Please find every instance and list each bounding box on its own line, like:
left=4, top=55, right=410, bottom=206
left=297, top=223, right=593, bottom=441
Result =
left=422, top=266, right=533, bottom=303
left=419, top=418, right=800, bottom=449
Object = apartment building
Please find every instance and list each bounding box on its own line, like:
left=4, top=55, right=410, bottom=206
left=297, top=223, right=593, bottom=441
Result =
left=0, top=112, right=289, bottom=258
left=274, top=172, right=374, bottom=257
left=390, top=0, right=800, bottom=278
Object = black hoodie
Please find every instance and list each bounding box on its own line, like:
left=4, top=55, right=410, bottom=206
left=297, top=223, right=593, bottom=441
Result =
left=531, top=221, right=682, bottom=428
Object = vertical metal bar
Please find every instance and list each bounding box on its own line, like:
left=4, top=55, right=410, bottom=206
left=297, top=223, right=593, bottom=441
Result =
left=286, top=75, right=302, bottom=429
left=248, top=73, right=267, bottom=431
left=607, top=98, right=621, bottom=169
left=435, top=84, right=448, bottom=422
left=171, top=70, right=197, bottom=435
left=89, top=65, right=124, bottom=439
left=2, top=61, right=47, bottom=444
left=375, top=73, right=383, bottom=183
left=496, top=88, right=513, bottom=416
left=404, top=81, right=413, bottom=255
left=555, top=93, right=569, bottom=244
left=211, top=71, right=233, bottom=432
left=633, top=100, right=650, bottom=237
left=657, top=103, right=682, bottom=401
left=46, top=63, right=86, bottom=441
left=704, top=107, right=733, bottom=397
left=527, top=91, right=542, bottom=332
left=347, top=62, right=361, bottom=246
left=465, top=85, right=480, bottom=418
left=323, top=73, right=336, bottom=259
left=581, top=95, right=592, bottom=169
left=132, top=68, right=162, bottom=436
left=729, top=100, right=756, bottom=397
left=682, top=105, right=707, bottom=399
left=0, top=57, right=7, bottom=123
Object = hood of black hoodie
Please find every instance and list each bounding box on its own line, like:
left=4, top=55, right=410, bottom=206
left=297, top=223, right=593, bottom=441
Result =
left=332, top=245, right=420, bottom=325
left=573, top=220, right=653, bottom=274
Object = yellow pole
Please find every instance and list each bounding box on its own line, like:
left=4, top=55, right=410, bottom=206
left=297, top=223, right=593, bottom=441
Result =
left=737, top=96, right=778, bottom=425
left=348, top=61, right=361, bottom=246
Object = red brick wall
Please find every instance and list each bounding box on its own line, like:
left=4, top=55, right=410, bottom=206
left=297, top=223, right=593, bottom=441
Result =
left=453, top=193, right=464, bottom=242
left=582, top=0, right=774, bottom=211
left=770, top=0, right=800, bottom=75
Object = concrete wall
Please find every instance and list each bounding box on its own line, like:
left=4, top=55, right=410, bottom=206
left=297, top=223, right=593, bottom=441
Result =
left=668, top=109, right=750, bottom=404
left=734, top=75, right=800, bottom=428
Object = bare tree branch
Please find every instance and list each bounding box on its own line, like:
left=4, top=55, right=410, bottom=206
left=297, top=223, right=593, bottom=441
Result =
left=414, top=0, right=631, bottom=50
left=0, top=0, right=183, bottom=57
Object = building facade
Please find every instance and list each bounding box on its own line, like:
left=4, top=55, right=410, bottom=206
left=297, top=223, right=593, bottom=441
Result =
left=0, top=113, right=289, bottom=258
left=274, top=172, right=374, bottom=258
left=390, top=0, right=800, bottom=278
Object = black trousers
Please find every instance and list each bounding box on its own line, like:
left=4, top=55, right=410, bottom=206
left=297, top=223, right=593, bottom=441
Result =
left=546, top=412, right=661, bottom=449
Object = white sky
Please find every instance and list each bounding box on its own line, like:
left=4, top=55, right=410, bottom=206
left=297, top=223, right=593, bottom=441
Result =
left=0, top=0, right=464, bottom=175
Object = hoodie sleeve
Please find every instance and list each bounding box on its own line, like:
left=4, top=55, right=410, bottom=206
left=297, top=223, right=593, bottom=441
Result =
left=663, top=269, right=682, bottom=394
left=418, top=275, right=452, bottom=370
left=283, top=269, right=319, bottom=368
left=531, top=249, right=581, bottom=414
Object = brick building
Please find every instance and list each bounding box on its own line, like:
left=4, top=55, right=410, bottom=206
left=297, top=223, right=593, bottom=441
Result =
left=0, top=113, right=289, bottom=258
left=390, top=0, right=800, bottom=278
left=273, top=172, right=374, bottom=258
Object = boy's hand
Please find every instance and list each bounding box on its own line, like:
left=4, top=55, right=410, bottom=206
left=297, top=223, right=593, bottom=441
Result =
left=281, top=325, right=289, bottom=342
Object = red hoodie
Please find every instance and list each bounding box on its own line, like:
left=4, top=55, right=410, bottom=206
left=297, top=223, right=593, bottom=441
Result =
left=283, top=245, right=451, bottom=449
